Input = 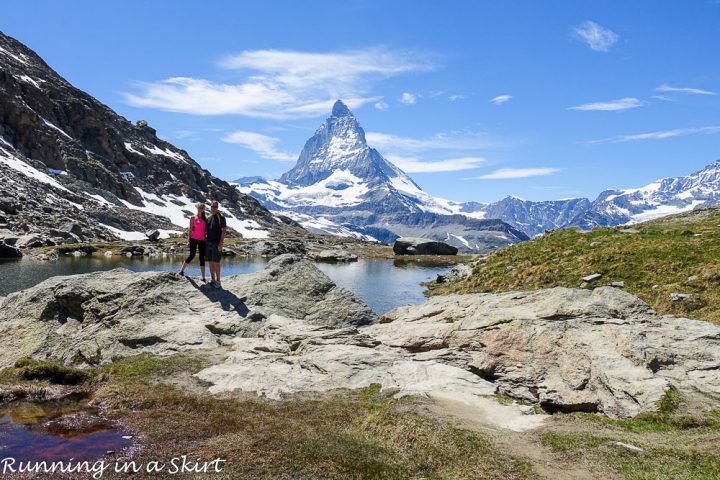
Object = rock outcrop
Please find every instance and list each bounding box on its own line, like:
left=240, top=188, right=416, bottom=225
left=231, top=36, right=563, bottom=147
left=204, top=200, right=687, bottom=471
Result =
left=0, top=254, right=376, bottom=367
left=393, top=237, right=458, bottom=255
left=1, top=258, right=717, bottom=420
left=370, top=287, right=720, bottom=418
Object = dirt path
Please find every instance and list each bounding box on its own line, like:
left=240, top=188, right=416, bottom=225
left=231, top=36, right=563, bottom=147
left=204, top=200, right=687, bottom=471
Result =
left=419, top=394, right=622, bottom=480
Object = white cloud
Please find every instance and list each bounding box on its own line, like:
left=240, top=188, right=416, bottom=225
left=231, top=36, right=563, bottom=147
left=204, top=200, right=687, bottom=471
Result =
left=173, top=130, right=196, bottom=139
left=588, top=126, right=720, bottom=144
left=366, top=131, right=496, bottom=152
left=374, top=101, right=389, bottom=110
left=125, top=48, right=432, bottom=119
left=221, top=131, right=297, bottom=161
left=568, top=97, right=644, bottom=111
left=448, top=94, right=465, bottom=101
left=386, top=154, right=485, bottom=173
left=655, top=84, right=716, bottom=96
left=490, top=95, right=512, bottom=105
left=651, top=95, right=678, bottom=102
left=473, top=167, right=561, bottom=180
left=572, top=21, right=619, bottom=52
left=400, top=92, right=417, bottom=104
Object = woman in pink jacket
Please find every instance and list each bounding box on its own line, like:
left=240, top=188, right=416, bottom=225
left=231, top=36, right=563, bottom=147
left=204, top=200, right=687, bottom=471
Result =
left=179, top=202, right=208, bottom=283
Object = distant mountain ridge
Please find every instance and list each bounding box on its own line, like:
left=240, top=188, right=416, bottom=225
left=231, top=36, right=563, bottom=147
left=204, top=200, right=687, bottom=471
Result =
left=456, top=160, right=720, bottom=236
left=239, top=101, right=529, bottom=252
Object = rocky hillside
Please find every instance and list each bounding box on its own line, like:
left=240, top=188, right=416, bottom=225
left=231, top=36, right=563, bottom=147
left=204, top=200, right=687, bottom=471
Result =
left=239, top=100, right=528, bottom=252
left=433, top=205, right=720, bottom=323
left=0, top=31, right=295, bottom=245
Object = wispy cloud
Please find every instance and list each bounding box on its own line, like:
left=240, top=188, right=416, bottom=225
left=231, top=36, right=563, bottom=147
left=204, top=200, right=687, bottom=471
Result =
left=125, top=48, right=433, bottom=119
left=448, top=94, right=465, bottom=102
left=173, top=130, right=197, bottom=139
left=490, top=95, right=512, bottom=105
left=655, top=83, right=716, bottom=96
left=572, top=21, right=619, bottom=52
left=473, top=167, right=561, bottom=180
left=651, top=95, right=678, bottom=102
left=374, top=101, right=389, bottom=110
left=386, top=154, right=485, bottom=173
left=587, top=126, right=720, bottom=144
left=366, top=131, right=497, bottom=151
left=221, top=131, right=297, bottom=161
left=400, top=92, right=417, bottom=104
left=568, top=97, right=644, bottom=111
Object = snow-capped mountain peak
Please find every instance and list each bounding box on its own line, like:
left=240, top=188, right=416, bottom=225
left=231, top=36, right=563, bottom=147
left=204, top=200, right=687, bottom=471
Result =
left=240, top=101, right=529, bottom=251
left=331, top=99, right=352, bottom=117
left=279, top=99, right=412, bottom=191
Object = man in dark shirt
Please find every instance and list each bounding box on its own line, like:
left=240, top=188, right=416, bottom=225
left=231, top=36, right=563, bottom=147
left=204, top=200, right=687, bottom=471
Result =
left=206, top=200, right=227, bottom=288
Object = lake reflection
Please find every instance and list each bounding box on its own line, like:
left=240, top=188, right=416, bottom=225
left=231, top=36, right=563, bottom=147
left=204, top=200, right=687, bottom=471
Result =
left=0, top=256, right=450, bottom=314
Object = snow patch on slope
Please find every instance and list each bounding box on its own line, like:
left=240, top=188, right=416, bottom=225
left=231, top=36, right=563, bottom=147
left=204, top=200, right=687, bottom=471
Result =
left=41, top=117, right=72, bottom=139
left=628, top=200, right=706, bottom=224
left=279, top=211, right=377, bottom=241
left=119, top=187, right=269, bottom=239
left=238, top=170, right=370, bottom=208
left=0, top=146, right=73, bottom=193
left=99, top=224, right=182, bottom=241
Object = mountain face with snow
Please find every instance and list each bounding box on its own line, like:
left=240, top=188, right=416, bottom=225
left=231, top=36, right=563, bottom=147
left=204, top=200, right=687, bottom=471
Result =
left=465, top=197, right=593, bottom=237
left=239, top=101, right=528, bottom=252
left=0, top=31, right=293, bottom=242
left=454, top=161, right=720, bottom=236
left=567, top=161, right=720, bottom=229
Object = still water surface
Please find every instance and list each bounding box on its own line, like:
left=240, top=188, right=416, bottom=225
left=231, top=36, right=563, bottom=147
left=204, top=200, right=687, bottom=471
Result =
left=0, top=256, right=450, bottom=314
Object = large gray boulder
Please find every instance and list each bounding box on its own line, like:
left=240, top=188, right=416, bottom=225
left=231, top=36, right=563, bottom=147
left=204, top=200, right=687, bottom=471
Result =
left=393, top=237, right=458, bottom=255
left=0, top=254, right=377, bottom=367
left=16, top=234, right=45, bottom=248
left=369, top=287, right=720, bottom=418
left=222, top=254, right=374, bottom=326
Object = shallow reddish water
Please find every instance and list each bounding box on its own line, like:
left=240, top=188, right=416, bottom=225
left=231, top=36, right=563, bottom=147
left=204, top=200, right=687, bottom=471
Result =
left=0, top=401, right=130, bottom=462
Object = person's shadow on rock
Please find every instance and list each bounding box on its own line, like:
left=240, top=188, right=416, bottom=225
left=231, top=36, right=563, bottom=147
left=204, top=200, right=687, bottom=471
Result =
left=186, top=277, right=251, bottom=318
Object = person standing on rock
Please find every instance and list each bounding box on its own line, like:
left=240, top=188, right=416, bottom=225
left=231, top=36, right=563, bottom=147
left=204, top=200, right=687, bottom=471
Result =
left=206, top=200, right=227, bottom=289
left=179, top=202, right=208, bottom=282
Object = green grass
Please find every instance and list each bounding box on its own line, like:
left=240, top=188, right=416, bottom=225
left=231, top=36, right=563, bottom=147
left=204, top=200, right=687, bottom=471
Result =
left=539, top=431, right=607, bottom=453
left=11, top=357, right=92, bottom=385
left=538, top=391, right=720, bottom=480
left=101, top=353, right=209, bottom=381
left=93, top=359, right=535, bottom=479
left=539, top=429, right=720, bottom=480
left=431, top=207, right=720, bottom=324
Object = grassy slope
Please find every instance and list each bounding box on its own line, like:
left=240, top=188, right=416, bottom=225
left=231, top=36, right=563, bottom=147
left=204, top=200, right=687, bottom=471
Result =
left=431, top=206, right=720, bottom=324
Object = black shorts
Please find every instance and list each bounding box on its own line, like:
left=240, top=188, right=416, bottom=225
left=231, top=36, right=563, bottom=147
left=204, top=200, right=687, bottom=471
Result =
left=206, top=241, right=222, bottom=262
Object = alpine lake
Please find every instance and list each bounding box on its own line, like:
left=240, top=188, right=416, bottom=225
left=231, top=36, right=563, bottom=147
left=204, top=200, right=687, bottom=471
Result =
left=0, top=254, right=454, bottom=315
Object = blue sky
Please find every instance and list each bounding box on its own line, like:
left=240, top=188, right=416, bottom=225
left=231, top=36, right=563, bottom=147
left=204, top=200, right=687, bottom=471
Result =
left=3, top=0, right=719, bottom=202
